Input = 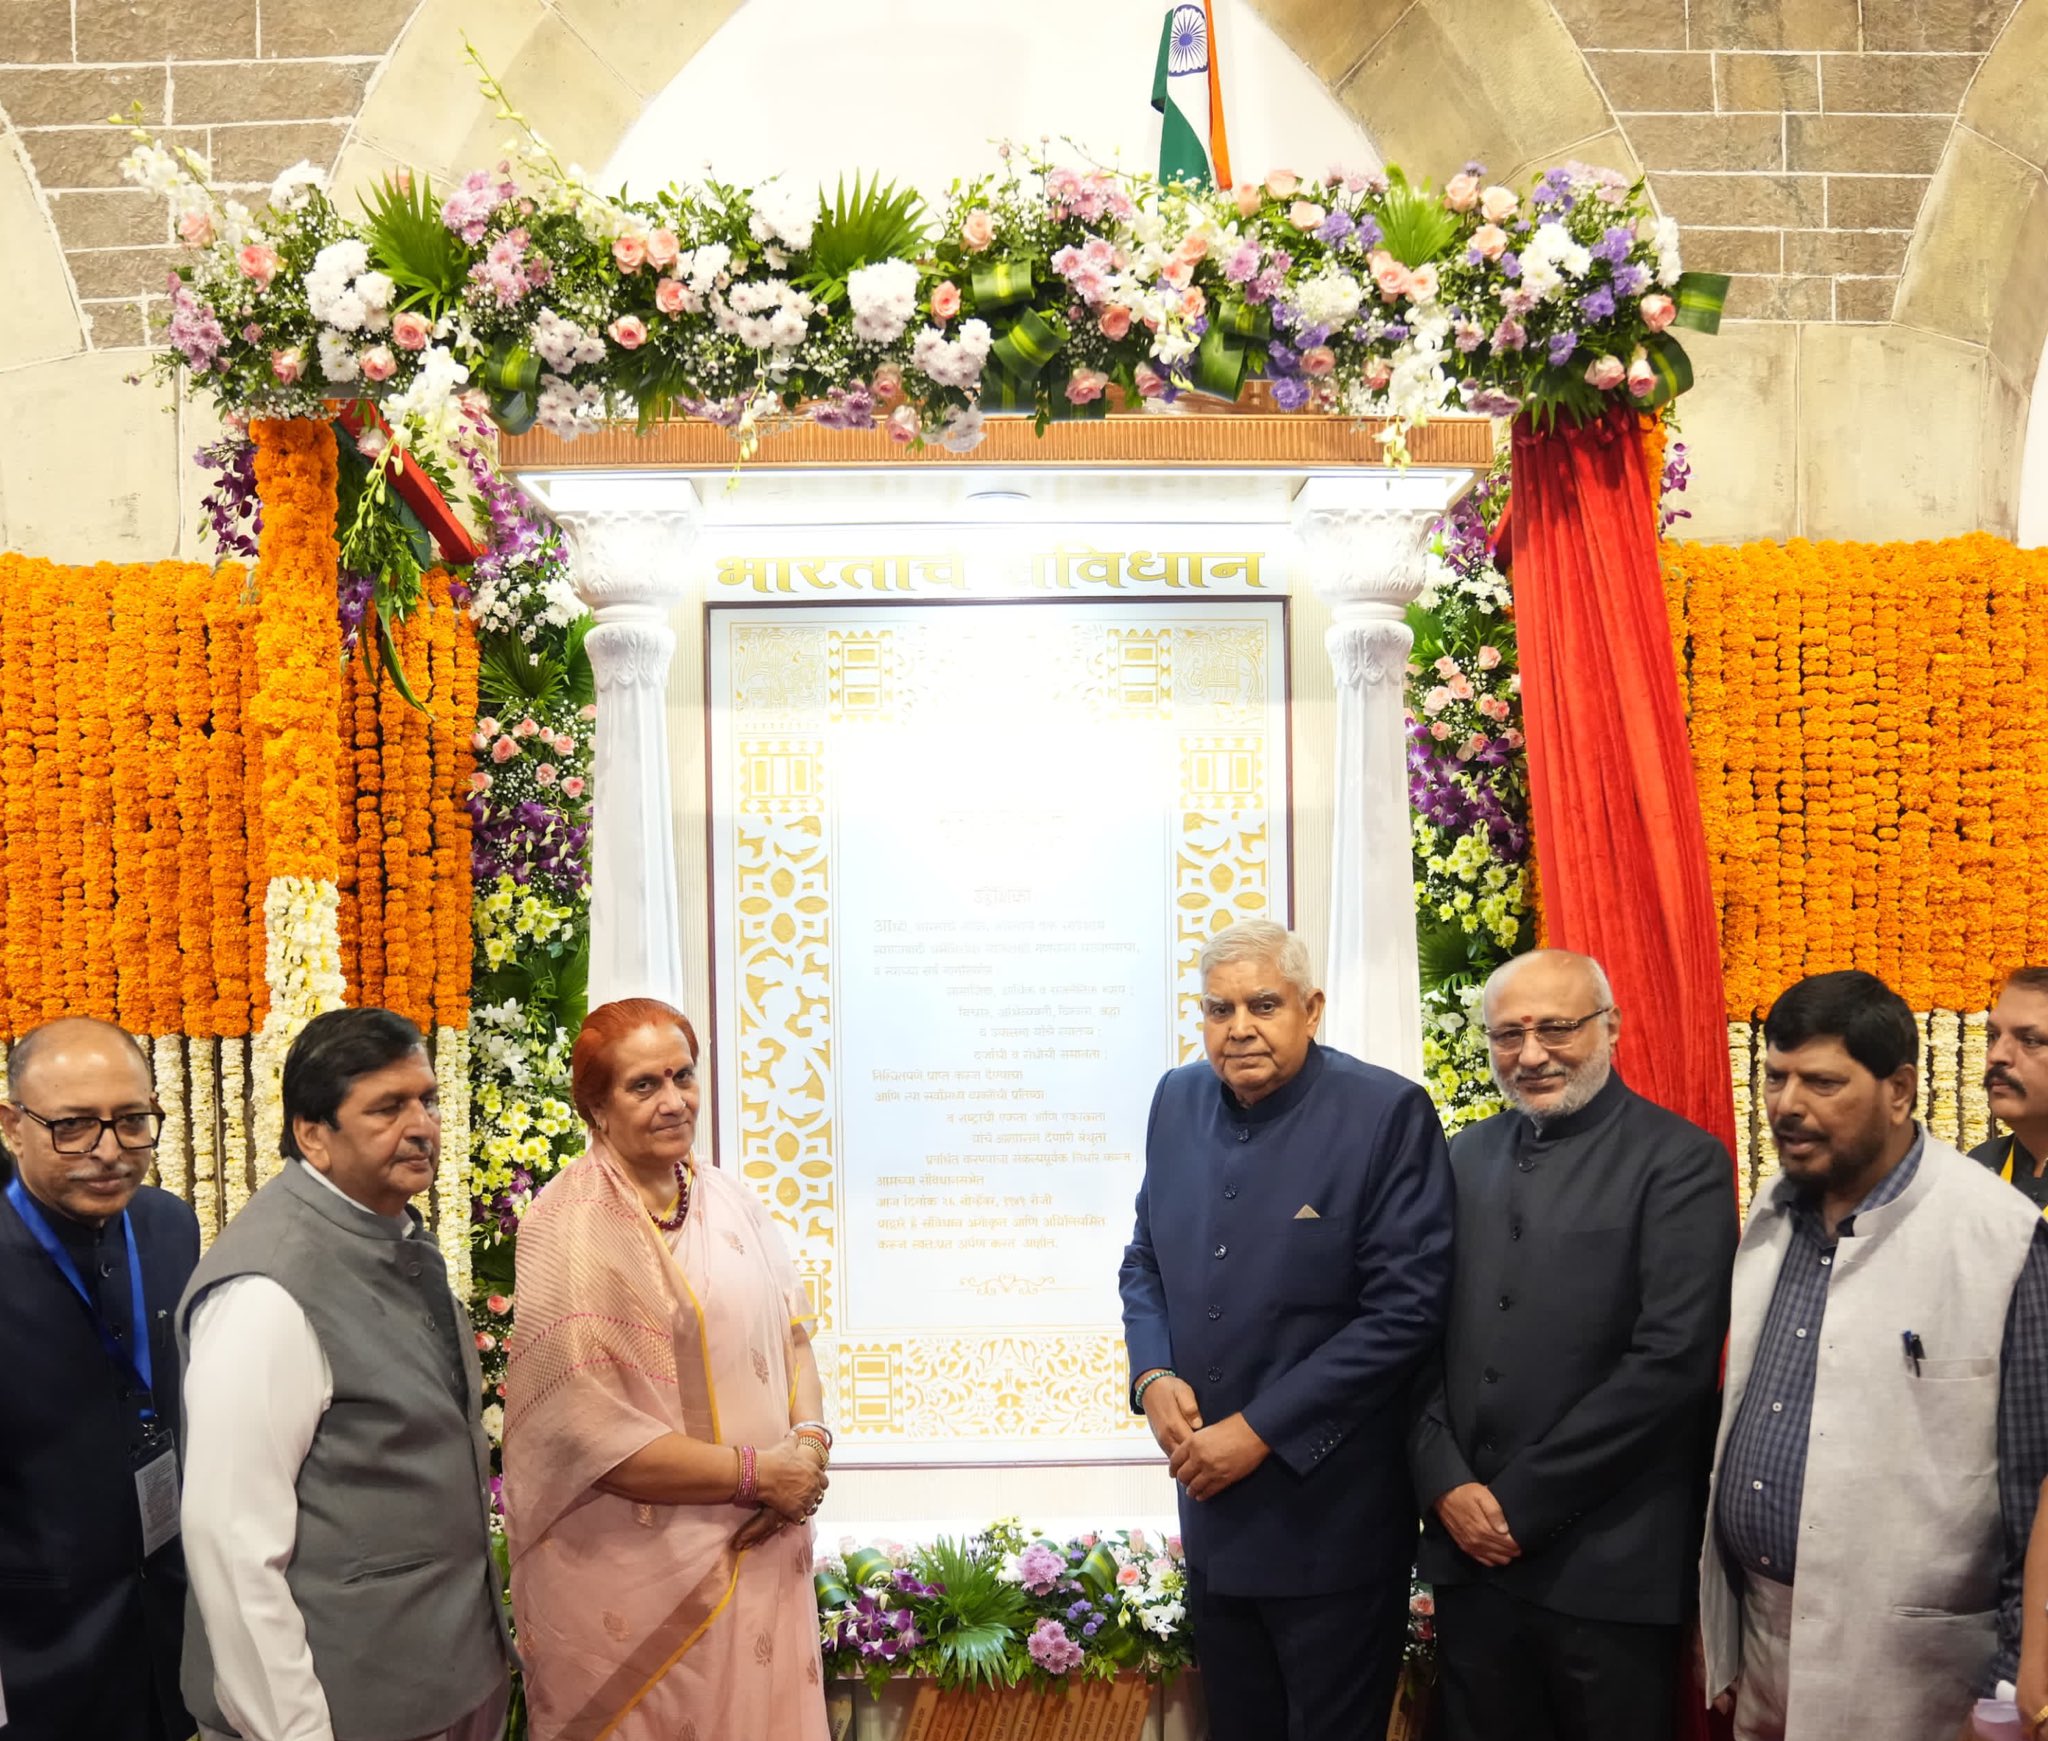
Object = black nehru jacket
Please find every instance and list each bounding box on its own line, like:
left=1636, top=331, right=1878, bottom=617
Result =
left=0, top=1147, right=199, bottom=1741
left=1408, top=1071, right=1738, bottom=1624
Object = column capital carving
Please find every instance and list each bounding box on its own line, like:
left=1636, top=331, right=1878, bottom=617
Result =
left=585, top=619, right=679, bottom=691
left=1290, top=475, right=1468, bottom=620
left=527, top=478, right=703, bottom=617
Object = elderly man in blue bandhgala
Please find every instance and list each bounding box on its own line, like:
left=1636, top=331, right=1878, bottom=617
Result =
left=1119, top=919, right=1454, bottom=1741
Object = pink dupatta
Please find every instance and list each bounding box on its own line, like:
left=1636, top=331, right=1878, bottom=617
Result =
left=503, top=1144, right=819, bottom=1741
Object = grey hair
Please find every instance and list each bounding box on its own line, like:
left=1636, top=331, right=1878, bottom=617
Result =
left=1483, top=949, right=1616, bottom=1018
left=1198, top=921, right=1318, bottom=1001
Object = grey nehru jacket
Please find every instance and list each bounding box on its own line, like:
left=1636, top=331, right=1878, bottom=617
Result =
left=176, top=1160, right=509, bottom=1741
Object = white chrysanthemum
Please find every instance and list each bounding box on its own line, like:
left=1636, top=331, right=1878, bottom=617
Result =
left=1654, top=215, right=1683, bottom=287
left=1294, top=269, right=1365, bottom=331
left=268, top=159, right=329, bottom=213
left=847, top=257, right=920, bottom=344
left=316, top=330, right=359, bottom=383
left=748, top=181, right=815, bottom=252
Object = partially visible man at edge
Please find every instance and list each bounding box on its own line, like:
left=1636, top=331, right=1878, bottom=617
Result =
left=1979, top=966, right=2048, bottom=1214
left=1119, top=920, right=1454, bottom=1741
left=0, top=1017, right=199, bottom=1741
left=177, top=1007, right=512, bottom=1741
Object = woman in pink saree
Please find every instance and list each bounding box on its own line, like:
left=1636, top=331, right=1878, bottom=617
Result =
left=502, top=997, right=832, bottom=1741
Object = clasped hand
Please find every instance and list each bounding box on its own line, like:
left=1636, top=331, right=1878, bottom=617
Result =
left=1144, top=1379, right=1270, bottom=1500
left=731, top=1432, right=828, bottom=1550
left=1434, top=1483, right=1520, bottom=1567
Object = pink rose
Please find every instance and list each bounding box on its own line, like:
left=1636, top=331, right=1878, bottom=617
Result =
left=873, top=364, right=905, bottom=404
left=562, top=776, right=586, bottom=799
left=1134, top=362, right=1167, bottom=398
left=1584, top=354, right=1626, bottom=391
left=1098, top=304, right=1133, bottom=340
left=359, top=345, right=397, bottom=382
left=486, top=1294, right=511, bottom=1315
left=478, top=718, right=501, bottom=738
left=1233, top=183, right=1262, bottom=218
left=269, top=347, right=304, bottom=385
left=177, top=208, right=215, bottom=246
left=1434, top=656, right=1459, bottom=678
left=1504, top=728, right=1524, bottom=749
left=515, top=718, right=540, bottom=738
left=1117, top=1565, right=1142, bottom=1587
left=646, top=228, right=680, bottom=270
left=960, top=208, right=996, bottom=252
left=535, top=764, right=557, bottom=786
left=1300, top=345, right=1335, bottom=377
left=886, top=403, right=921, bottom=444
left=608, top=314, right=647, bottom=349
left=655, top=278, right=686, bottom=316
left=1461, top=732, right=1488, bottom=759
left=1065, top=368, right=1109, bottom=405
left=1444, top=172, right=1481, bottom=212
left=237, top=243, right=280, bottom=288
left=612, top=234, right=648, bottom=273
left=1423, top=685, right=1452, bottom=714
left=1180, top=286, right=1206, bottom=320
left=579, top=704, right=597, bottom=720
left=469, top=772, right=491, bottom=794
left=392, top=310, right=432, bottom=350
left=1627, top=353, right=1658, bottom=397
left=930, top=280, right=961, bottom=321
left=490, top=737, right=518, bottom=764
left=1470, top=223, right=1509, bottom=261
left=1479, top=185, right=1519, bottom=223
left=1430, top=721, right=1453, bottom=742
left=1640, top=292, right=1677, bottom=332
left=1264, top=170, right=1299, bottom=198
left=1161, top=258, right=1193, bottom=291
left=1289, top=200, right=1327, bottom=232
left=1477, top=644, right=1502, bottom=670
left=1174, top=234, right=1209, bottom=265
left=476, top=1331, right=495, bottom=1352
left=1406, top=263, right=1440, bottom=303
left=1369, top=251, right=1412, bottom=301
left=1448, top=673, right=1475, bottom=700
left=1364, top=357, right=1392, bottom=391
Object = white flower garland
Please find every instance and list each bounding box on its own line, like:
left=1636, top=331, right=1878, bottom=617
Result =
left=434, top=1026, right=472, bottom=1299
left=220, top=1042, right=251, bottom=1221
left=1728, top=1021, right=1754, bottom=1219
left=252, top=875, right=348, bottom=1179
left=1960, top=1011, right=1990, bottom=1154
left=152, top=1035, right=188, bottom=1202
left=1749, top=1024, right=1776, bottom=1197
left=1927, top=1009, right=1962, bottom=1147
left=191, top=1038, right=220, bottom=1243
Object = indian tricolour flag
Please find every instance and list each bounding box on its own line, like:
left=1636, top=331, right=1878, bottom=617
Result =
left=1153, top=2, right=1233, bottom=189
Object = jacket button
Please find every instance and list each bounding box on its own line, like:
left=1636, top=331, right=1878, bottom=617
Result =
left=1223, top=1186, right=1238, bottom=1200
left=1481, top=1436, right=1496, bottom=1452
left=1497, top=1294, right=1512, bottom=1310
left=1208, top=1306, right=1222, bottom=1320
left=1236, top=1129, right=1249, bottom=1144
left=1214, top=1244, right=1228, bottom=1259
left=1207, top=1366, right=1222, bottom=1383
left=1509, top=1224, right=1522, bottom=1240
left=1482, top=1367, right=1499, bottom=1384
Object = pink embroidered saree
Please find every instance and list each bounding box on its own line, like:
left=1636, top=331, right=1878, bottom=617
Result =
left=502, top=1145, right=828, bottom=1741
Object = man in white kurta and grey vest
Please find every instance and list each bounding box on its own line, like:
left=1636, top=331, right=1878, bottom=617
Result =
left=1701, top=970, right=2048, bottom=1741
left=177, top=1008, right=512, bottom=1741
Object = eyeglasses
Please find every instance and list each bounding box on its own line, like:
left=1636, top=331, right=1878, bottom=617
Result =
left=10, top=1104, right=164, bottom=1154
left=1482, top=1008, right=1613, bottom=1054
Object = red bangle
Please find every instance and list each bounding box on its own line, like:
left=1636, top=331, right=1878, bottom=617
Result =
left=734, top=1443, right=758, bottom=1506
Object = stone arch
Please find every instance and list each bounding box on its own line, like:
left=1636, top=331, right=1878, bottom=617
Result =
left=335, top=0, right=1629, bottom=212
left=1892, top=0, right=2048, bottom=537
left=0, top=108, right=86, bottom=371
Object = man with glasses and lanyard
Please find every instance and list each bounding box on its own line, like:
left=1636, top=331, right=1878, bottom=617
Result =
left=1409, top=949, right=1738, bottom=1741
left=0, top=1016, right=199, bottom=1741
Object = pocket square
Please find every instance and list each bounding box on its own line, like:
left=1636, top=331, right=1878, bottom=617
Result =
left=1293, top=1204, right=1321, bottom=1220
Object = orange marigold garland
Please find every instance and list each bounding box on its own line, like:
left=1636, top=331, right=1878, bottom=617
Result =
left=107, top=565, right=152, bottom=1036
left=433, top=569, right=477, bottom=1031
left=28, top=559, right=60, bottom=1023
left=378, top=614, right=418, bottom=1027
left=0, top=557, right=43, bottom=1037
left=1954, top=539, right=1998, bottom=1013
left=353, top=639, right=386, bottom=1006
left=75, top=566, right=118, bottom=1022
left=337, top=638, right=360, bottom=1000
left=247, top=418, right=347, bottom=1172
left=1989, top=542, right=2030, bottom=982
left=51, top=574, right=85, bottom=1020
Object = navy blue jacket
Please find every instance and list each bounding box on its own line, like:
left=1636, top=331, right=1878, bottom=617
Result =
left=0, top=1160, right=198, bottom=1741
left=1119, top=1042, right=1454, bottom=1596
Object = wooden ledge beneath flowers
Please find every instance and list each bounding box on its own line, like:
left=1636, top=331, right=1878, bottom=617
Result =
left=498, top=406, right=1495, bottom=475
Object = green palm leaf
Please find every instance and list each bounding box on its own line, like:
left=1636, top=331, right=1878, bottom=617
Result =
left=1376, top=167, right=1459, bottom=268
left=1417, top=913, right=1492, bottom=996
left=909, top=1537, right=1028, bottom=1691
left=362, top=172, right=469, bottom=315
left=798, top=173, right=929, bottom=309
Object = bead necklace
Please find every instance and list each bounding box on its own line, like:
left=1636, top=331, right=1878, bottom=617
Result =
left=649, top=1157, right=692, bottom=1232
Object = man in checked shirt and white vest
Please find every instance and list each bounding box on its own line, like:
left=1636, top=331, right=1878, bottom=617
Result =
left=1701, top=970, right=2048, bottom=1741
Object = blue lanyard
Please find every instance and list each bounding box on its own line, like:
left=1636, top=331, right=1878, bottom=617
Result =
left=7, top=1174, right=155, bottom=1420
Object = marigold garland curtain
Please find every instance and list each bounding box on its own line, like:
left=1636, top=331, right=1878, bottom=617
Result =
left=1508, top=406, right=1738, bottom=1163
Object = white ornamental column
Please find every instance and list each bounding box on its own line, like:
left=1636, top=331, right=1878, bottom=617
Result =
left=546, top=480, right=701, bottom=1014
left=1292, top=478, right=1466, bottom=1083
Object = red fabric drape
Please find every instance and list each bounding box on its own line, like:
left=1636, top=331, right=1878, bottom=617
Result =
left=1508, top=405, right=1737, bottom=1161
